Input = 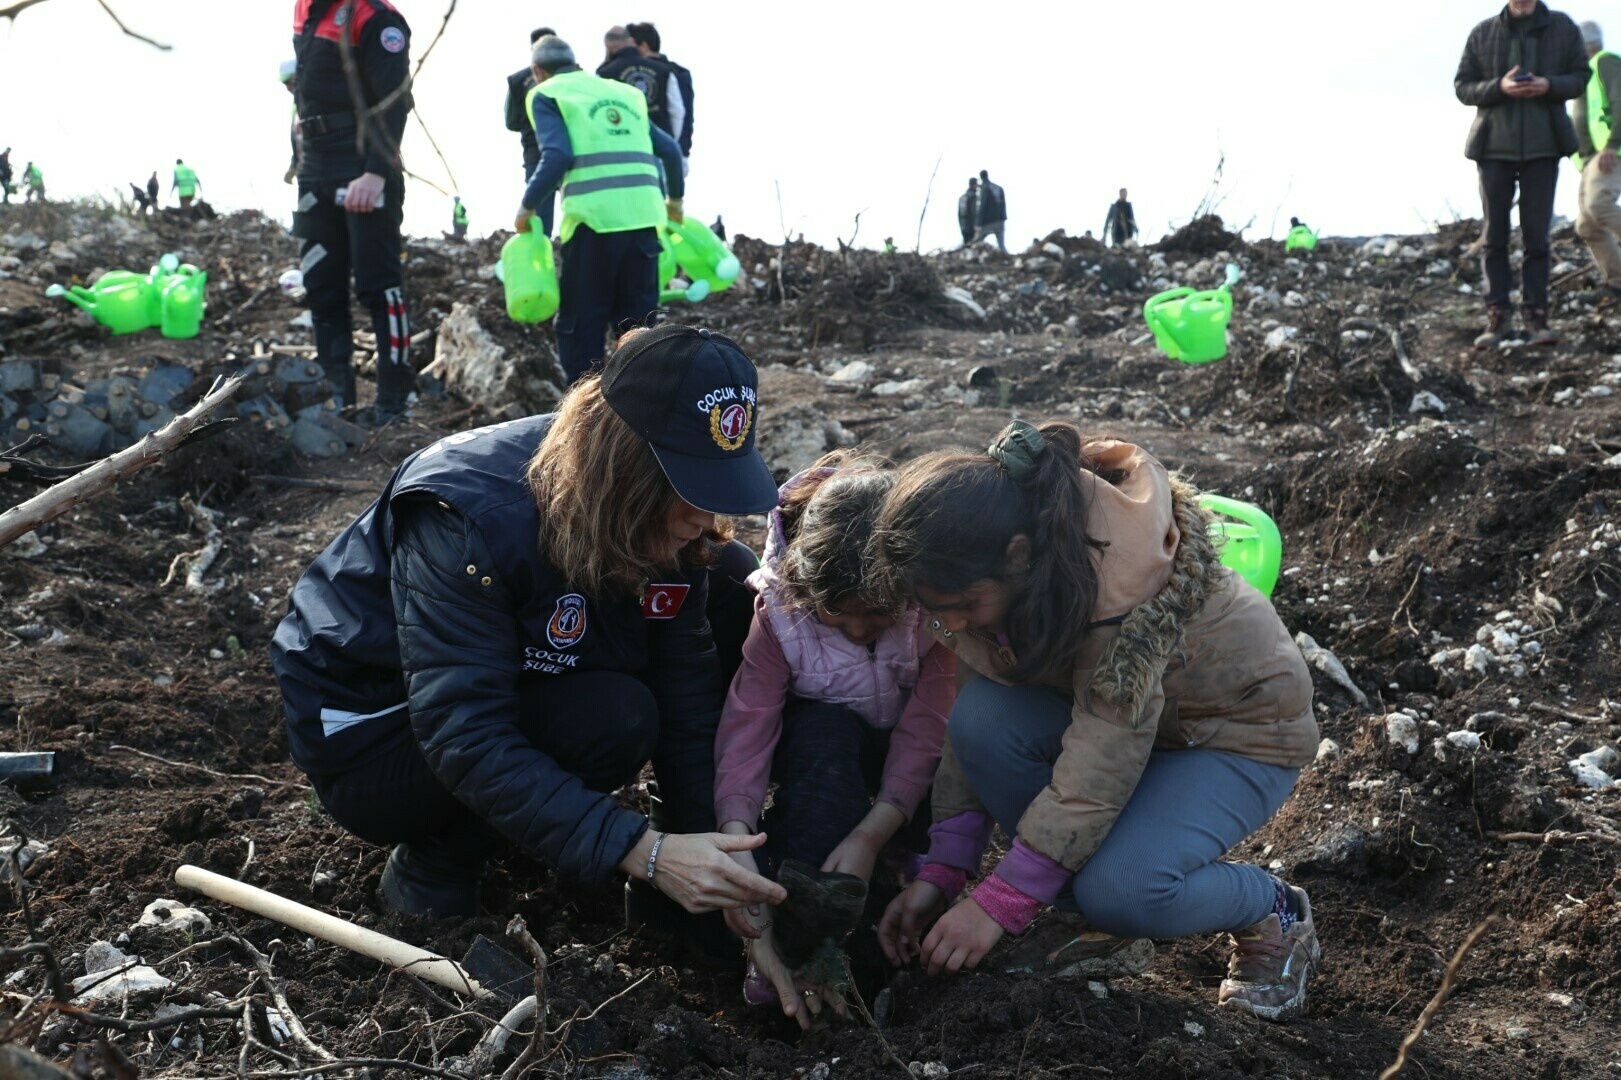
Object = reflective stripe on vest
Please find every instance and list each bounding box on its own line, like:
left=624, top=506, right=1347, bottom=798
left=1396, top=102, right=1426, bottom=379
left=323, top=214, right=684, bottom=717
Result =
left=1588, top=51, right=1616, bottom=156
left=528, top=70, right=665, bottom=242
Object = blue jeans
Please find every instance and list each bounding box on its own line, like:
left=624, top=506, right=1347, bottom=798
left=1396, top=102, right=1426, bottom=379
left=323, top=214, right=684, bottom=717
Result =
left=951, top=678, right=1299, bottom=938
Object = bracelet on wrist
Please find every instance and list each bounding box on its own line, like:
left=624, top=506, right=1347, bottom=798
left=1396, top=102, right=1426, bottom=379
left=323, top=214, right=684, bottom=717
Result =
left=646, top=833, right=667, bottom=881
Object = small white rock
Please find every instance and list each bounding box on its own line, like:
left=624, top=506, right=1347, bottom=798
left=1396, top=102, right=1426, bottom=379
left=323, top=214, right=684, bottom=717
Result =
left=1386, top=713, right=1421, bottom=754
left=1183, top=1020, right=1205, bottom=1038
left=1446, top=731, right=1482, bottom=751
left=1316, top=738, right=1343, bottom=762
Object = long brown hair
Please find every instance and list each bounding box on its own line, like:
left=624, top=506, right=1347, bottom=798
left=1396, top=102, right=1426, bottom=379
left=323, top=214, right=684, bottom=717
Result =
left=775, top=451, right=895, bottom=612
left=875, top=421, right=1104, bottom=683
left=527, top=366, right=729, bottom=596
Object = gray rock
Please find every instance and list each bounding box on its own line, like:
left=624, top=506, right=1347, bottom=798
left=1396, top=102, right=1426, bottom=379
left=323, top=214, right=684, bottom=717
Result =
left=429, top=302, right=563, bottom=418
left=1297, top=824, right=1371, bottom=873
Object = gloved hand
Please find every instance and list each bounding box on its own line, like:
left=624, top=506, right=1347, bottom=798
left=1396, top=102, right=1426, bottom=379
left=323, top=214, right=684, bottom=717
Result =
left=666, top=196, right=684, bottom=224
left=283, top=167, right=296, bottom=186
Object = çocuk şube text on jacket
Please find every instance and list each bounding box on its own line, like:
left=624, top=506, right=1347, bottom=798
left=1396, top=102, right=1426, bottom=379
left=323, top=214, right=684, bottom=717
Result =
left=271, top=415, right=725, bottom=885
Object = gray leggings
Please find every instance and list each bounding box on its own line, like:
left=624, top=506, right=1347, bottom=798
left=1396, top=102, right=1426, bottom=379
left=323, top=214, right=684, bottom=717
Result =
left=952, top=678, right=1300, bottom=938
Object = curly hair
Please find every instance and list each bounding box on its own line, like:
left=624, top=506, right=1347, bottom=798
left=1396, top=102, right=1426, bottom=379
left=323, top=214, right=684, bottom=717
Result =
left=775, top=450, right=896, bottom=613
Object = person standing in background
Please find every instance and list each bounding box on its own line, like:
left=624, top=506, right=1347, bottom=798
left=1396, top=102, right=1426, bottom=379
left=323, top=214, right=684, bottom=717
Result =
left=1104, top=188, right=1138, bottom=247
left=629, top=22, right=694, bottom=161
left=957, top=178, right=979, bottom=247
left=506, top=26, right=556, bottom=181
left=1454, top=0, right=1586, bottom=348
left=973, top=170, right=1007, bottom=253
left=1572, top=20, right=1621, bottom=298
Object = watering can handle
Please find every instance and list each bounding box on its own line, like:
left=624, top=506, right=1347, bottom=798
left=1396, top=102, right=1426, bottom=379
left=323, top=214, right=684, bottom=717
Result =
left=1198, top=494, right=1278, bottom=541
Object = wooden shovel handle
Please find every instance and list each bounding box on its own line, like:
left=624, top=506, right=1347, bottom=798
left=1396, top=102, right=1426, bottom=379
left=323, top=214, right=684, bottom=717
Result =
left=174, top=864, right=493, bottom=1000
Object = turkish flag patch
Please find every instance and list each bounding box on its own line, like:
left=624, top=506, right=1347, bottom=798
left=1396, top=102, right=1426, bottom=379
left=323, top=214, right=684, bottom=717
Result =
left=642, top=583, right=690, bottom=619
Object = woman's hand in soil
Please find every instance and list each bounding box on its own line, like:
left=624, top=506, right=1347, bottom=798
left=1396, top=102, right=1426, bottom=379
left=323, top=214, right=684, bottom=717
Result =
left=877, top=880, right=946, bottom=966
left=628, top=830, right=787, bottom=914
left=920, top=896, right=1004, bottom=976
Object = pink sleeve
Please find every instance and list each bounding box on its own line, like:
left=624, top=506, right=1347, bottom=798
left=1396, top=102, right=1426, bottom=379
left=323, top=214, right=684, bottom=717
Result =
left=713, top=600, right=792, bottom=829
left=875, top=641, right=956, bottom=821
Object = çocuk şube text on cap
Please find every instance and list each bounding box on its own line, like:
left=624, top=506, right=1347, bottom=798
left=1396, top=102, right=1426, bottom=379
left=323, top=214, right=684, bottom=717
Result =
left=601, top=324, right=778, bottom=516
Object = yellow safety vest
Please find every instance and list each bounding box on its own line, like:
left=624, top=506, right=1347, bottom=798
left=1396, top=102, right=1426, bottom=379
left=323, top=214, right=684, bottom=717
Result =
left=527, top=70, right=665, bottom=242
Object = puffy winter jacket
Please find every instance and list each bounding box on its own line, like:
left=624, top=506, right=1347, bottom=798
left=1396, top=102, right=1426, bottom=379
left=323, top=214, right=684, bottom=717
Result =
left=713, top=471, right=955, bottom=828
left=272, top=414, right=725, bottom=885
left=1455, top=1, right=1587, bottom=161
left=927, top=441, right=1318, bottom=895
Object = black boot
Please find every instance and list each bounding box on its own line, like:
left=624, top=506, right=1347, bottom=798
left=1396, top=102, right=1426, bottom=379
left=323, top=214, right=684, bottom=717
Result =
left=624, top=880, right=744, bottom=968
left=379, top=839, right=484, bottom=918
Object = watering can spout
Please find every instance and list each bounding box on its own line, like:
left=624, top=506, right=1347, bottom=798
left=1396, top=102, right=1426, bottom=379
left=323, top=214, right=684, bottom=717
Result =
left=47, top=284, right=95, bottom=312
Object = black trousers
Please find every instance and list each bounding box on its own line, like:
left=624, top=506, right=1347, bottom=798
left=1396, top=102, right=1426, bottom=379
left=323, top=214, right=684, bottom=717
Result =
left=1478, top=157, right=1560, bottom=313
left=312, top=539, right=760, bottom=871
left=293, top=173, right=413, bottom=411
left=556, top=225, right=660, bottom=383
left=757, top=699, right=932, bottom=877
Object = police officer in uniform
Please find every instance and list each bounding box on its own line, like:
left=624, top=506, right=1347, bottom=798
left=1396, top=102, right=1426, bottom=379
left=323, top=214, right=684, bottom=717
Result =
left=273, top=325, right=783, bottom=926
left=516, top=36, right=685, bottom=383
left=291, top=0, right=414, bottom=423
left=598, top=25, right=681, bottom=141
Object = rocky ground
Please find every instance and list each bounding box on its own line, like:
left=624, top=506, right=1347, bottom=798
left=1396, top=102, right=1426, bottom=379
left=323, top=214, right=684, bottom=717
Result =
left=0, top=200, right=1618, bottom=1079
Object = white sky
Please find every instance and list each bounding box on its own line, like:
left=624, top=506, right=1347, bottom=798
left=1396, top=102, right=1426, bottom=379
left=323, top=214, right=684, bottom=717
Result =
left=0, top=1, right=1594, bottom=249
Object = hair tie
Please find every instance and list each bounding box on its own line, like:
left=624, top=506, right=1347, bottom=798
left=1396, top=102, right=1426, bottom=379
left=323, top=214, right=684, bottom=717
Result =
left=988, top=421, right=1046, bottom=484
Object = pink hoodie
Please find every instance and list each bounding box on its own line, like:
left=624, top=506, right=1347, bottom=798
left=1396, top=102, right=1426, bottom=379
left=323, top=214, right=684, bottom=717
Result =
left=713, top=477, right=955, bottom=829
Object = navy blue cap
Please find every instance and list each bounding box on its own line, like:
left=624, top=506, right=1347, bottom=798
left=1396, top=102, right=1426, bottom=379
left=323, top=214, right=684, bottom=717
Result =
left=600, top=325, right=777, bottom=515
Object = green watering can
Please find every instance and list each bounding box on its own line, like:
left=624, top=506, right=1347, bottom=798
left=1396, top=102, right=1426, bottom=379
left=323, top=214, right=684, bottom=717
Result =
left=1285, top=225, right=1319, bottom=252
left=667, top=213, right=741, bottom=294
left=500, top=219, right=560, bottom=323
left=658, top=228, right=710, bottom=305
left=1199, top=493, right=1282, bottom=596
left=45, top=254, right=208, bottom=338
left=1143, top=267, right=1236, bottom=365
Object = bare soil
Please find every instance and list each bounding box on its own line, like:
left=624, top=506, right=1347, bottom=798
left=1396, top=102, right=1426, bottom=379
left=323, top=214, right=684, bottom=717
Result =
left=0, top=202, right=1618, bottom=1079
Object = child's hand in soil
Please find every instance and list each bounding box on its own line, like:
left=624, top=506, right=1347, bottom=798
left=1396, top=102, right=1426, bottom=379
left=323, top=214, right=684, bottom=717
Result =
left=920, top=894, right=1004, bottom=976
left=877, top=880, right=947, bottom=966
left=821, top=829, right=882, bottom=882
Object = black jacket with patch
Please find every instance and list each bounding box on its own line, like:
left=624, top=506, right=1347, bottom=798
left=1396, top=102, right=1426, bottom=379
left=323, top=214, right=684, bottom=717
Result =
left=271, top=415, right=724, bottom=885
left=598, top=46, right=675, bottom=137
left=292, top=0, right=413, bottom=179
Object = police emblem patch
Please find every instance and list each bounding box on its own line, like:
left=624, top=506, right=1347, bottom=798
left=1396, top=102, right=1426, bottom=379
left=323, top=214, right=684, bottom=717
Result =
left=709, top=403, right=751, bottom=451
left=606, top=107, right=622, bottom=125
left=547, top=593, right=587, bottom=649
left=380, top=26, right=406, bottom=53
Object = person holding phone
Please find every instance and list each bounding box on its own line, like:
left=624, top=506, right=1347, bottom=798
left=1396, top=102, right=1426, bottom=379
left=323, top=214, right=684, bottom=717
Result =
left=1455, top=0, right=1588, bottom=349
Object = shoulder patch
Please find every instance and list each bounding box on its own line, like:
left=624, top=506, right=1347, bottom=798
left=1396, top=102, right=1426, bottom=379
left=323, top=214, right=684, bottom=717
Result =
left=380, top=25, right=406, bottom=53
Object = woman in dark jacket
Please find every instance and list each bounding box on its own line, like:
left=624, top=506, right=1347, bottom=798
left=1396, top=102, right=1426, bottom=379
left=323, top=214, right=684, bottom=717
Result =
left=273, top=326, right=784, bottom=931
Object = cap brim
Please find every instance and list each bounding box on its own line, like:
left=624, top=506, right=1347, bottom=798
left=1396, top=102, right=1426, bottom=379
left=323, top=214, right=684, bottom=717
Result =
left=651, top=444, right=779, bottom=516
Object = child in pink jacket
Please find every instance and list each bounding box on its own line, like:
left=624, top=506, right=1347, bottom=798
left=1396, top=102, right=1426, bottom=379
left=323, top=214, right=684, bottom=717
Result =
left=715, top=454, right=955, bottom=1026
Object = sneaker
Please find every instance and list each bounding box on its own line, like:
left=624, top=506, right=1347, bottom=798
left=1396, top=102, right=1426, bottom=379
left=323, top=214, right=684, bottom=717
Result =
left=1525, top=309, right=1560, bottom=347
left=994, top=911, right=1155, bottom=979
left=1473, top=306, right=1511, bottom=350
left=1217, top=887, right=1320, bottom=1022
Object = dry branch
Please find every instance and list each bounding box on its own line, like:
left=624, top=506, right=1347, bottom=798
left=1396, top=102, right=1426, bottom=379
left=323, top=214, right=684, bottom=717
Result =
left=1491, top=830, right=1621, bottom=847
left=1379, top=916, right=1500, bottom=1080
left=107, top=744, right=305, bottom=790
left=500, top=916, right=548, bottom=1080
left=0, top=0, right=169, bottom=48
left=0, top=374, right=243, bottom=548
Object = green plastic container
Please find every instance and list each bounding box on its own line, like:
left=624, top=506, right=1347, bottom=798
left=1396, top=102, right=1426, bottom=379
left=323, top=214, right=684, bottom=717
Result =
left=159, top=267, right=207, bottom=339
left=46, top=253, right=207, bottom=337
left=1285, top=225, right=1319, bottom=252
left=667, top=215, right=741, bottom=294
left=1143, top=285, right=1232, bottom=364
left=48, top=278, right=156, bottom=335
left=1198, top=493, right=1282, bottom=596
left=501, top=222, right=559, bottom=323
